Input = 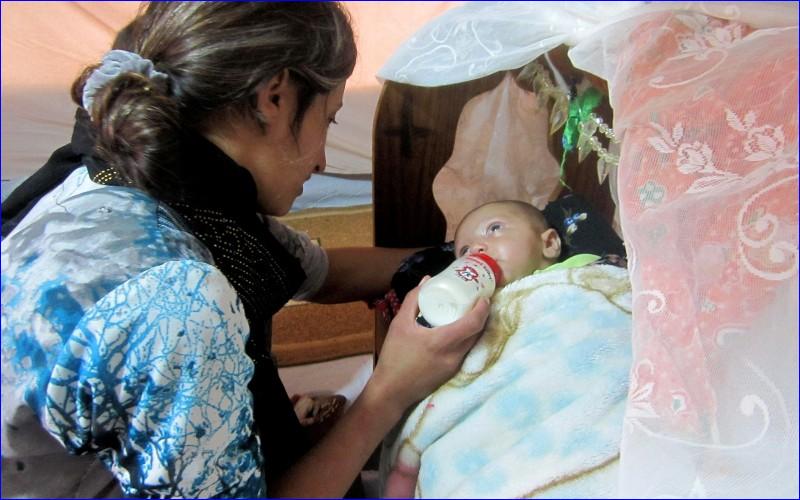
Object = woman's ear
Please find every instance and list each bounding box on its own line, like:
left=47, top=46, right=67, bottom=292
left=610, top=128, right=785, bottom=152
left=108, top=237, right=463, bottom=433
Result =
left=256, top=68, right=292, bottom=124
left=541, top=228, right=562, bottom=260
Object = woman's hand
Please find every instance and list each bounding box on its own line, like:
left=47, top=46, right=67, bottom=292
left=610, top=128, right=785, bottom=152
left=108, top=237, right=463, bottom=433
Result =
left=272, top=278, right=488, bottom=498
left=368, top=277, right=491, bottom=414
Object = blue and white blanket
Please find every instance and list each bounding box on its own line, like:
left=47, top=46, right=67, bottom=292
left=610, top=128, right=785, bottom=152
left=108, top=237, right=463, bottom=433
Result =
left=382, top=264, right=632, bottom=498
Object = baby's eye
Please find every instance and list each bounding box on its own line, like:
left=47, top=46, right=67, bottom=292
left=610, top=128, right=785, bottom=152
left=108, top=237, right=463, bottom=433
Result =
left=458, top=246, right=469, bottom=257
left=488, top=222, right=502, bottom=233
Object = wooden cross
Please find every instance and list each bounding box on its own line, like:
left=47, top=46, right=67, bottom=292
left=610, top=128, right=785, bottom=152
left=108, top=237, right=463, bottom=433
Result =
left=381, top=89, right=432, bottom=158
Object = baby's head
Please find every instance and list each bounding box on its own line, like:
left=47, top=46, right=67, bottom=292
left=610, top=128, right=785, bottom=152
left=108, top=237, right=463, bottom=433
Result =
left=454, top=200, right=561, bottom=287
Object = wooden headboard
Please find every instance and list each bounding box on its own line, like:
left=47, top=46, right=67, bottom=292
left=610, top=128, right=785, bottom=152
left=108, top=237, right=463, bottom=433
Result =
left=372, top=45, right=616, bottom=250
left=371, top=46, right=617, bottom=356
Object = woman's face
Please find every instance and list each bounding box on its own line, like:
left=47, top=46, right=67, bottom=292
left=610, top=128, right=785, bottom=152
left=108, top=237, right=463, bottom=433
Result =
left=256, top=82, right=345, bottom=215
left=208, top=78, right=345, bottom=216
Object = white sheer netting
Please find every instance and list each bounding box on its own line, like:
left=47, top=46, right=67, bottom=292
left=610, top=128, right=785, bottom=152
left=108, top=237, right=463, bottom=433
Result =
left=378, top=2, right=797, bottom=88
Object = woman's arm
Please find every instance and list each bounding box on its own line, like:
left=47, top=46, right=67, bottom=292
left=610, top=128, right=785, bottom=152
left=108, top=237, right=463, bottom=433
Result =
left=266, top=216, right=418, bottom=304
left=40, top=261, right=265, bottom=497
left=312, top=246, right=421, bottom=304
left=270, top=282, right=490, bottom=497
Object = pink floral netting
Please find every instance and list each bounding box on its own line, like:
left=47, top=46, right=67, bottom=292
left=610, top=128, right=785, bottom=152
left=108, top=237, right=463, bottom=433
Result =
left=602, top=11, right=798, bottom=497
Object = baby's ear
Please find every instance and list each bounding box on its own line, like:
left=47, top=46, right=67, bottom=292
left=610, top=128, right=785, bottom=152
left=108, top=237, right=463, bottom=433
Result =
left=541, top=228, right=561, bottom=259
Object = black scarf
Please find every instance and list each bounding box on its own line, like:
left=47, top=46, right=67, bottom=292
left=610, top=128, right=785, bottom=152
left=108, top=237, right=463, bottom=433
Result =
left=2, top=108, right=311, bottom=481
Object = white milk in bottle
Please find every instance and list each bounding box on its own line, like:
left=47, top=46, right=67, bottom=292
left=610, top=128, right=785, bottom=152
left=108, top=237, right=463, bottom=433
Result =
left=417, top=252, right=501, bottom=327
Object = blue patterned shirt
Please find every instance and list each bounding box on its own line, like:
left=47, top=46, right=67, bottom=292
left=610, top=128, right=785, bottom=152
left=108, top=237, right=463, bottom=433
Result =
left=1, top=168, right=326, bottom=497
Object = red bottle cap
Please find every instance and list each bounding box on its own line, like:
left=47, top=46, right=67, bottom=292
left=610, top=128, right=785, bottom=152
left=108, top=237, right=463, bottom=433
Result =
left=469, top=252, right=503, bottom=284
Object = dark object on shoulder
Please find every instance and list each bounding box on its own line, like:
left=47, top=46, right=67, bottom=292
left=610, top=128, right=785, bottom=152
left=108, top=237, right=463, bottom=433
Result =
left=390, top=242, right=455, bottom=303
left=543, top=192, right=625, bottom=261
left=1, top=110, right=93, bottom=239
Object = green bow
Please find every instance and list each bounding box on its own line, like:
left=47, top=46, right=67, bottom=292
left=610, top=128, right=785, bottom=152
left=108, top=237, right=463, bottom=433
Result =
left=559, top=87, right=602, bottom=187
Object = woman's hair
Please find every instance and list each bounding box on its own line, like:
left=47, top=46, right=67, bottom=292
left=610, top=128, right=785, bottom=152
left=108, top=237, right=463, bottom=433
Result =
left=70, top=2, right=356, bottom=197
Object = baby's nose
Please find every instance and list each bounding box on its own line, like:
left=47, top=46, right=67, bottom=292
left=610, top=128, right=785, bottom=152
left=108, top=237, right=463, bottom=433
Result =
left=471, top=243, right=487, bottom=253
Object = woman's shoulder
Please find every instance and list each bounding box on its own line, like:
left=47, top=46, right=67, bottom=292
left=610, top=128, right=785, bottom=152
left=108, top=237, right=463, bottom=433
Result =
left=3, top=167, right=212, bottom=270
left=1, top=168, right=223, bottom=343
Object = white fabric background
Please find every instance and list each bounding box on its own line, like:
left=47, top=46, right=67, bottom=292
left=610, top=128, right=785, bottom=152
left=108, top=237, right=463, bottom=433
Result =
left=1, top=1, right=457, bottom=180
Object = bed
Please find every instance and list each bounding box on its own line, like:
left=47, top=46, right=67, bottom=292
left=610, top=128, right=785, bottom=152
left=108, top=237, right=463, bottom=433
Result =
left=371, top=2, right=798, bottom=498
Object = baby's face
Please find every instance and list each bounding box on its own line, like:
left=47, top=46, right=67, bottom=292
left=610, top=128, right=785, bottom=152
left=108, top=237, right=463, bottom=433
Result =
left=454, top=204, right=545, bottom=286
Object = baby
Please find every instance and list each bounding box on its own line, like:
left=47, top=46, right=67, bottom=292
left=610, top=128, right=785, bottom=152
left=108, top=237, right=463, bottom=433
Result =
left=454, top=199, right=604, bottom=287
left=382, top=199, right=632, bottom=498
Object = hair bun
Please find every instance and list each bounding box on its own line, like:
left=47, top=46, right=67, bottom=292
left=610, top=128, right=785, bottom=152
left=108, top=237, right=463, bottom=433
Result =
left=82, top=50, right=168, bottom=114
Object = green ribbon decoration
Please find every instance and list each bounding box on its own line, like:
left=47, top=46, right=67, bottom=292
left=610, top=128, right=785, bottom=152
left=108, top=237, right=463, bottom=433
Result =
left=559, top=87, right=603, bottom=188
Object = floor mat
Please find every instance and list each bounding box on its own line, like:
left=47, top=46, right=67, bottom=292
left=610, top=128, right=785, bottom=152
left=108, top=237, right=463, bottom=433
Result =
left=273, top=205, right=375, bottom=366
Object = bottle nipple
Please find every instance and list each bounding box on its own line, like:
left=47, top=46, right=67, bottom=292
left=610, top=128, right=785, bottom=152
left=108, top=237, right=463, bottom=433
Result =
left=416, top=252, right=500, bottom=327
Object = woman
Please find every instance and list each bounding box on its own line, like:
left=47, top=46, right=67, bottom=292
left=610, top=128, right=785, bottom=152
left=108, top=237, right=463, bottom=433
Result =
left=0, top=3, right=489, bottom=497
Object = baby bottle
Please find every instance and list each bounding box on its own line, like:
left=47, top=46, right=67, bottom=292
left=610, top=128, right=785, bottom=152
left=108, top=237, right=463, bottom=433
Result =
left=417, top=252, right=501, bottom=327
